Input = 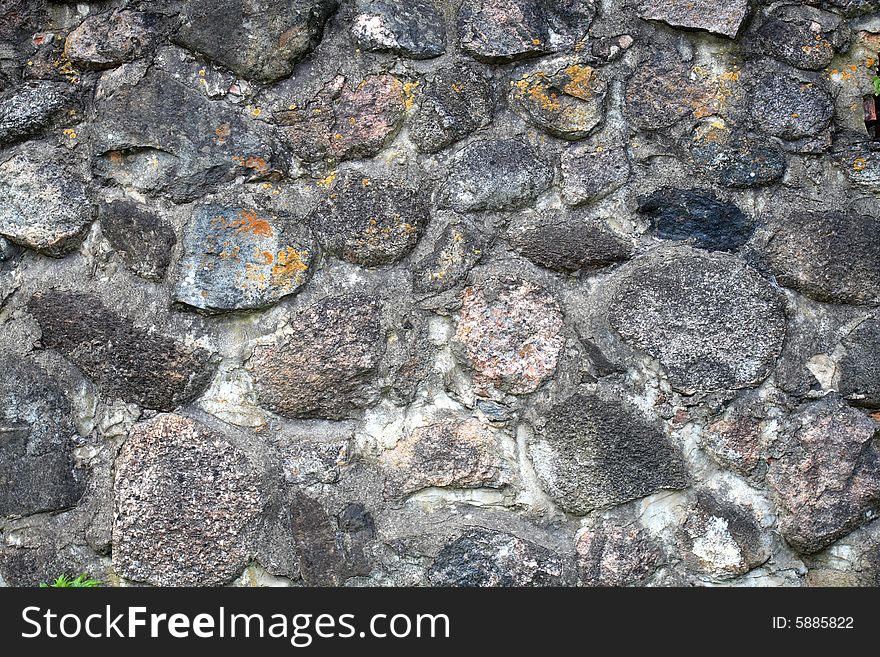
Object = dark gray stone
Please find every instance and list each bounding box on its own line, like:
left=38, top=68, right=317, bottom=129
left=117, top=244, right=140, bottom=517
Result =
left=577, top=520, right=663, bottom=586
left=635, top=0, right=751, bottom=38
left=689, top=129, right=787, bottom=188
left=352, top=0, right=446, bottom=59
left=625, top=54, right=717, bottom=131
left=529, top=393, right=688, bottom=514
left=819, top=0, right=880, bottom=17
left=0, top=81, right=71, bottom=145
left=561, top=143, right=631, bottom=205
left=412, top=220, right=485, bottom=294
left=99, top=200, right=176, bottom=282
left=638, top=188, right=755, bottom=252
left=27, top=291, right=216, bottom=411
left=748, top=67, right=833, bottom=142
left=839, top=318, right=880, bottom=408
left=64, top=10, right=159, bottom=70
left=755, top=6, right=849, bottom=71
left=608, top=249, right=786, bottom=393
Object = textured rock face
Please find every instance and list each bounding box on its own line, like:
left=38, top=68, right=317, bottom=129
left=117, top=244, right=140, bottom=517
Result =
left=768, top=397, right=880, bottom=554
left=561, top=143, right=631, bottom=205
left=412, top=220, right=485, bottom=294
left=175, top=204, right=316, bottom=313
left=577, top=521, right=662, bottom=586
left=689, top=129, right=787, bottom=188
left=27, top=292, right=215, bottom=411
left=99, top=200, right=176, bottom=282
left=174, top=0, right=337, bottom=83
left=113, top=414, right=265, bottom=586
left=529, top=394, right=688, bottom=514
left=839, top=319, right=880, bottom=408
left=249, top=295, right=383, bottom=419
left=609, top=249, right=786, bottom=393
left=352, top=0, right=446, bottom=59
left=64, top=10, right=158, bottom=70
left=452, top=278, right=564, bottom=395
left=748, top=68, right=834, bottom=143
left=428, top=529, right=567, bottom=586
left=0, top=82, right=71, bottom=146
left=625, top=54, right=717, bottom=131
left=635, top=0, right=751, bottom=38
left=756, top=6, right=849, bottom=71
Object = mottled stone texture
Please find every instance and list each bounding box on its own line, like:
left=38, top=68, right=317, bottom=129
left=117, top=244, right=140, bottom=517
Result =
left=4, top=0, right=880, bottom=589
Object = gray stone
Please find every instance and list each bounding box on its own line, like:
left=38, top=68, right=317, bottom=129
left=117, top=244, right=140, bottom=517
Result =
left=308, top=173, right=429, bottom=267
left=763, top=211, right=880, bottom=305
left=505, top=209, right=631, bottom=272
left=748, top=67, right=833, bottom=142
left=0, top=356, right=86, bottom=516
left=755, top=6, right=849, bottom=71
left=441, top=139, right=552, bottom=212
left=0, top=237, right=16, bottom=262
left=0, top=144, right=94, bottom=257
left=428, top=528, right=567, bottom=586
left=561, top=143, right=631, bottom=205
left=64, top=10, right=159, bottom=70
left=409, top=63, right=493, bottom=154
left=412, top=220, right=485, bottom=294
left=529, top=393, right=688, bottom=514
left=175, top=204, right=316, bottom=313
left=0, top=81, right=71, bottom=145
left=702, top=397, right=766, bottom=477
left=510, top=63, right=607, bottom=140
left=283, top=440, right=349, bottom=486
left=635, top=0, right=751, bottom=38
left=352, top=0, right=446, bottom=59
left=99, top=200, right=176, bottom=282
left=457, top=0, right=595, bottom=63
left=113, top=413, right=265, bottom=586
left=249, top=294, right=383, bottom=420
left=767, top=396, right=880, bottom=554
left=577, top=521, right=663, bottom=586
left=608, top=248, right=786, bottom=393
left=689, top=127, right=787, bottom=188
left=173, top=0, right=338, bottom=83
left=839, top=318, right=880, bottom=408
left=27, top=291, right=216, bottom=411
left=819, top=0, right=880, bottom=17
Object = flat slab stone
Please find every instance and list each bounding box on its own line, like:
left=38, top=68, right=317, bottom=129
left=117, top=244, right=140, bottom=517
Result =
left=635, top=0, right=751, bottom=38
left=561, top=142, right=631, bottom=205
left=352, top=0, right=446, bottom=59
left=174, top=204, right=316, bottom=313
left=99, top=200, right=176, bottom=282
left=64, top=9, right=158, bottom=70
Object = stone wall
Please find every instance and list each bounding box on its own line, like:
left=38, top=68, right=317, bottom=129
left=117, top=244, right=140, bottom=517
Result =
left=1, top=0, right=879, bottom=587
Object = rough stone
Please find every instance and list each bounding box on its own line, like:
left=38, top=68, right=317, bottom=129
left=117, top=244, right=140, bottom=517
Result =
left=635, top=0, right=751, bottom=38
left=638, top=188, right=755, bottom=252
left=27, top=291, right=215, bottom=411
left=0, top=237, right=16, bottom=262
left=755, top=6, right=849, bottom=71
left=249, top=294, right=383, bottom=419
left=175, top=204, right=316, bottom=313
left=0, top=357, right=86, bottom=516
left=530, top=393, right=688, bottom=514
left=173, top=0, right=338, bottom=83
left=276, top=74, right=406, bottom=163
left=763, top=211, right=880, bottom=305
left=451, top=277, right=564, bottom=395
left=283, top=440, right=349, bottom=486
left=98, top=200, right=176, bottom=282
left=308, top=173, right=429, bottom=267
left=505, top=209, right=631, bottom=272
left=748, top=67, right=833, bottom=142
left=767, top=396, right=880, bottom=554
left=408, top=63, right=493, bottom=154
left=412, top=220, right=485, bottom=294
left=428, top=528, right=567, bottom=586
left=689, top=126, right=787, bottom=188
left=561, top=143, right=631, bottom=205
left=608, top=249, right=786, bottom=393
left=113, top=414, right=265, bottom=586
left=702, top=405, right=765, bottom=477
left=380, top=419, right=510, bottom=497
left=577, top=521, right=663, bottom=586
left=510, top=63, right=607, bottom=140
left=0, top=145, right=94, bottom=257
left=839, top=318, right=880, bottom=409
left=441, top=139, right=552, bottom=212
left=457, top=0, right=595, bottom=63
left=0, top=82, right=71, bottom=146
left=64, top=10, right=158, bottom=70
left=352, top=0, right=446, bottom=59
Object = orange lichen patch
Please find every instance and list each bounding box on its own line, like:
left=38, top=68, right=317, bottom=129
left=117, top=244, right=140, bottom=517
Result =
left=63, top=128, right=77, bottom=140
left=244, top=155, right=269, bottom=172
left=215, top=123, right=232, bottom=139
left=108, top=151, right=124, bottom=165
left=361, top=178, right=371, bottom=188
left=244, top=263, right=269, bottom=289
left=719, top=70, right=740, bottom=83
left=513, top=74, right=561, bottom=112
left=271, top=247, right=310, bottom=284
left=561, top=65, right=596, bottom=100
left=403, top=81, right=419, bottom=111
left=853, top=157, right=868, bottom=172
left=251, top=106, right=263, bottom=118
left=232, top=209, right=273, bottom=237
left=868, top=58, right=876, bottom=68
left=257, top=249, right=274, bottom=264
left=317, top=170, right=337, bottom=189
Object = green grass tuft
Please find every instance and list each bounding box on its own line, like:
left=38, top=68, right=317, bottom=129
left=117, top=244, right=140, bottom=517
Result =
left=39, top=574, right=102, bottom=588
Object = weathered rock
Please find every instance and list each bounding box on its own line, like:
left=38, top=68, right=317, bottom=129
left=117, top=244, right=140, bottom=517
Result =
left=838, top=140, right=880, bottom=193
left=428, top=528, right=567, bottom=586
left=352, top=0, right=446, bottom=59
left=638, top=188, right=755, bottom=252
left=451, top=277, right=564, bottom=395
left=0, top=237, right=16, bottom=261
left=681, top=491, right=769, bottom=578
left=249, top=294, right=383, bottom=419
left=276, top=74, right=406, bottom=163
left=0, top=82, right=71, bottom=145
left=380, top=419, right=511, bottom=497
left=27, top=291, right=215, bottom=411
left=308, top=173, right=429, bottom=267
left=457, top=0, right=595, bottom=63
left=635, top=0, right=751, bottom=38
left=608, top=249, right=786, bottom=393
left=0, top=357, right=86, bottom=516
left=510, top=63, right=607, bottom=140
left=839, top=318, right=880, bottom=408
left=577, top=521, right=663, bottom=586
left=441, top=139, right=552, bottom=212
left=767, top=396, right=880, bottom=554
left=98, top=200, right=176, bottom=282
left=561, top=143, right=631, bottom=205
left=819, top=0, right=880, bottom=17
left=529, top=393, right=688, bottom=514
left=748, top=67, right=833, bottom=142
left=412, top=220, right=485, bottom=294
left=702, top=405, right=764, bottom=477
left=408, top=63, right=493, bottom=154
left=64, top=10, right=158, bottom=70
left=113, top=414, right=265, bottom=586
left=0, top=145, right=94, bottom=257
left=175, top=204, right=316, bottom=313
left=283, top=439, right=349, bottom=486
left=763, top=211, right=880, bottom=305
left=174, top=0, right=338, bottom=83
left=505, top=209, right=631, bottom=272
left=689, top=126, right=787, bottom=188
left=755, top=6, right=849, bottom=71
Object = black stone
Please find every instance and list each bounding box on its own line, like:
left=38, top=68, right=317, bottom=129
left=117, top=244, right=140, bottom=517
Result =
left=99, top=201, right=176, bottom=282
